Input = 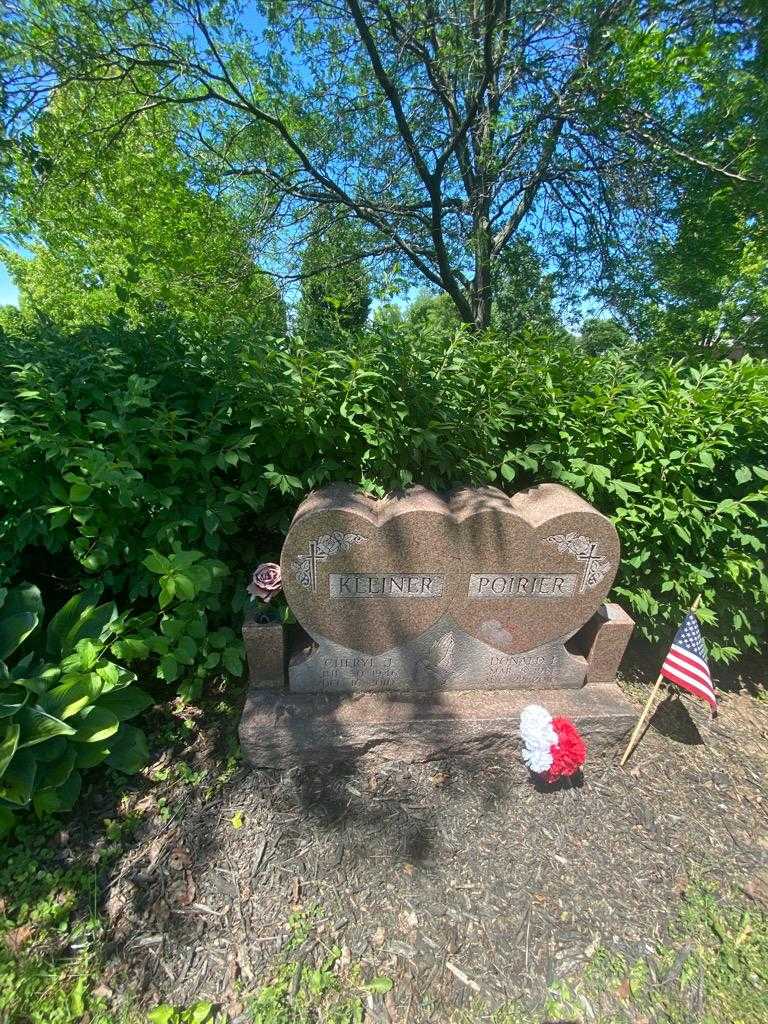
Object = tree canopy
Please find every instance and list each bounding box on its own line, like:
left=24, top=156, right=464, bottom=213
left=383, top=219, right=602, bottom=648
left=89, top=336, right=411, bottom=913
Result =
left=3, top=75, right=286, bottom=335
left=296, top=212, right=371, bottom=341
left=3, top=0, right=765, bottom=331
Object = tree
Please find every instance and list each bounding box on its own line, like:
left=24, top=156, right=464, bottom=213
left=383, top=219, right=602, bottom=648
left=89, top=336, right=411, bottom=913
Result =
left=600, top=2, right=768, bottom=353
left=491, top=239, right=564, bottom=340
left=296, top=213, right=371, bottom=340
left=404, top=290, right=462, bottom=340
left=405, top=238, right=565, bottom=342
left=2, top=76, right=286, bottom=337
left=579, top=317, right=630, bottom=355
left=3, top=1, right=763, bottom=328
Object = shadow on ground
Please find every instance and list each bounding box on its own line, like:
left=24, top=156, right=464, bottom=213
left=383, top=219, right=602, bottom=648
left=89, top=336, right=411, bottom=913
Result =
left=53, top=642, right=768, bottom=1021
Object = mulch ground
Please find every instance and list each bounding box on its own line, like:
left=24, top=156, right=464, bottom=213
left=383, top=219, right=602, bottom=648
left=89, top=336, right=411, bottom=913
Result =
left=75, top=640, right=768, bottom=1021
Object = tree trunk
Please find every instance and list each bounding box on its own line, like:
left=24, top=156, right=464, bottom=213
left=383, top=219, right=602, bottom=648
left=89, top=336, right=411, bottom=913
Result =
left=471, top=212, right=493, bottom=330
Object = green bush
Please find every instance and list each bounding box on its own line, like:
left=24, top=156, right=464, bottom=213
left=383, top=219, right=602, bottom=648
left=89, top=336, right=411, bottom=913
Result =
left=0, top=319, right=766, bottom=664
left=0, top=584, right=151, bottom=830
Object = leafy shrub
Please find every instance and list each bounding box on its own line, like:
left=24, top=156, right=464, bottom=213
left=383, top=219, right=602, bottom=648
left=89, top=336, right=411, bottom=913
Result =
left=141, top=548, right=243, bottom=700
left=0, top=585, right=151, bottom=829
left=0, top=319, right=766, bottom=664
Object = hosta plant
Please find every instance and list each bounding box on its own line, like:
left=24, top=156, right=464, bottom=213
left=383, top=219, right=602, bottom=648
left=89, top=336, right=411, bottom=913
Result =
left=0, top=585, right=152, bottom=833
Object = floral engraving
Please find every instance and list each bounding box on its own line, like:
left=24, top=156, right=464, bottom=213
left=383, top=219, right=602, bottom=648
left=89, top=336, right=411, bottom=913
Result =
left=545, top=533, right=611, bottom=593
left=291, top=531, right=367, bottom=593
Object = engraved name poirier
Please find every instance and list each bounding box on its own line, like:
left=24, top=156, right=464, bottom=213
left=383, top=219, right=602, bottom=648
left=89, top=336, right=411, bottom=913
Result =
left=330, top=573, right=445, bottom=598
left=468, top=573, right=578, bottom=598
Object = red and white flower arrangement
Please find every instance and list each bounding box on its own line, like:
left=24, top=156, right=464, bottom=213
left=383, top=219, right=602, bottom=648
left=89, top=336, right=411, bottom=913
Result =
left=519, top=704, right=587, bottom=783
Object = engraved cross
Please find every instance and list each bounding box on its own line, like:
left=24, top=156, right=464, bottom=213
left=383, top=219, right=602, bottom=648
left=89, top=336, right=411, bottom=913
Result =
left=577, top=542, right=599, bottom=593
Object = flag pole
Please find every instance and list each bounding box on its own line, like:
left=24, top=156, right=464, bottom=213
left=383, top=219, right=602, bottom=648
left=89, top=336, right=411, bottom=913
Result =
left=619, top=593, right=702, bottom=767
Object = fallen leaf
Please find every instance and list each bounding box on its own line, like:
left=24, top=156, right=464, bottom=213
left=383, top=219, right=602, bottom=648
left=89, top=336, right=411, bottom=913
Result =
left=4, top=925, right=35, bottom=952
left=231, top=811, right=245, bottom=829
left=168, top=846, right=191, bottom=871
left=741, top=873, right=768, bottom=908
left=445, top=961, right=480, bottom=992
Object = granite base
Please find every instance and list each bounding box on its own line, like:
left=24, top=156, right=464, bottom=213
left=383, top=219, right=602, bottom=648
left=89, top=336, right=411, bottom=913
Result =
left=239, top=683, right=637, bottom=767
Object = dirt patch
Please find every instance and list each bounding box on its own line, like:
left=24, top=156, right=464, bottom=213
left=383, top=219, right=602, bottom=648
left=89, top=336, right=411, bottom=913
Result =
left=74, top=642, right=768, bottom=1020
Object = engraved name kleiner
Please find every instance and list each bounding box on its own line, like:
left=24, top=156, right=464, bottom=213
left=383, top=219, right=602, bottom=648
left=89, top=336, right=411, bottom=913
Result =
left=468, top=572, right=578, bottom=598
left=329, top=572, right=444, bottom=598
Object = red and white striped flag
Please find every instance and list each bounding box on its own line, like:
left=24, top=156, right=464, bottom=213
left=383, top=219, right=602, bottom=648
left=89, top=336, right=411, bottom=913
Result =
left=660, top=611, right=717, bottom=712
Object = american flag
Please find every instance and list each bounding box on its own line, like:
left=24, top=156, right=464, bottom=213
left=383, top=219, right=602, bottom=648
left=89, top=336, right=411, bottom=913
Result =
left=661, top=612, right=717, bottom=711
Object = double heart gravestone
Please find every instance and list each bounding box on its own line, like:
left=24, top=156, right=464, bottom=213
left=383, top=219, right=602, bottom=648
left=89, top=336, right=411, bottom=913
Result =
left=240, top=483, right=637, bottom=766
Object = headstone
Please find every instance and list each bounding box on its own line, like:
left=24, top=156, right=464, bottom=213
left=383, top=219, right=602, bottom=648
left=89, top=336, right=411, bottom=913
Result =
left=240, top=482, right=637, bottom=766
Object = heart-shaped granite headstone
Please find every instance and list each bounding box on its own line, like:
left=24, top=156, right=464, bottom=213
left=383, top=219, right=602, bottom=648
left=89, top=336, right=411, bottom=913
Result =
left=280, top=485, right=459, bottom=655
left=280, top=482, right=619, bottom=658
left=449, top=484, right=619, bottom=653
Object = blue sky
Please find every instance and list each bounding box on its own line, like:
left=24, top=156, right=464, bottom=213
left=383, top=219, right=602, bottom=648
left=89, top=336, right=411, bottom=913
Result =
left=0, top=261, right=19, bottom=306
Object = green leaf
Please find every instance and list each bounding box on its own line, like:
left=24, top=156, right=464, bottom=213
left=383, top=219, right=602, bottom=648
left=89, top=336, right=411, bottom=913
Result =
left=75, top=741, right=111, bottom=770
left=147, top=1008, right=175, bottom=1024
left=111, top=637, right=150, bottom=660
left=97, top=686, right=153, bottom=721
left=68, top=602, right=118, bottom=648
left=0, top=747, right=36, bottom=805
left=159, top=579, right=176, bottom=608
left=363, top=976, right=394, bottom=994
left=16, top=705, right=77, bottom=747
left=56, top=768, right=83, bottom=809
left=174, top=574, right=196, bottom=600
left=9, top=650, right=39, bottom=681
left=95, top=661, right=120, bottom=690
left=175, top=635, right=197, bottom=665
left=158, top=655, right=180, bottom=682
left=34, top=770, right=82, bottom=814
left=672, top=523, right=692, bottom=544
left=33, top=736, right=67, bottom=762
left=61, top=639, right=100, bottom=673
left=105, top=723, right=149, bottom=774
left=699, top=450, right=715, bottom=470
left=0, top=723, right=20, bottom=778
left=735, top=466, right=752, bottom=484
left=41, top=674, right=103, bottom=719
left=2, top=583, right=43, bottom=622
left=0, top=806, right=15, bottom=838
left=35, top=745, right=76, bottom=791
left=72, top=706, right=120, bottom=743
left=222, top=647, right=243, bottom=676
left=46, top=591, right=99, bottom=659
left=190, top=1003, right=215, bottom=1024
left=0, top=686, right=28, bottom=719
left=0, top=612, right=39, bottom=661
left=69, top=482, right=93, bottom=502
left=143, top=550, right=173, bottom=574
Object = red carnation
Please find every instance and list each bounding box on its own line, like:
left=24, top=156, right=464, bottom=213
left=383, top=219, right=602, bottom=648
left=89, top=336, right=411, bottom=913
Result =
left=545, top=717, right=587, bottom=783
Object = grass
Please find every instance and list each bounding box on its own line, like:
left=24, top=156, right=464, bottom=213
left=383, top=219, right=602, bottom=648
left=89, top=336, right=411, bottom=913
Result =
left=2, top=695, right=765, bottom=1024
left=2, top=854, right=766, bottom=1024
left=533, top=879, right=768, bottom=1024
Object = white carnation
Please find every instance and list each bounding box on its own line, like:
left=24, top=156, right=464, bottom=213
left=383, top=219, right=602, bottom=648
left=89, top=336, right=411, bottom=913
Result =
left=519, top=703, right=557, bottom=773
left=522, top=745, right=554, bottom=773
